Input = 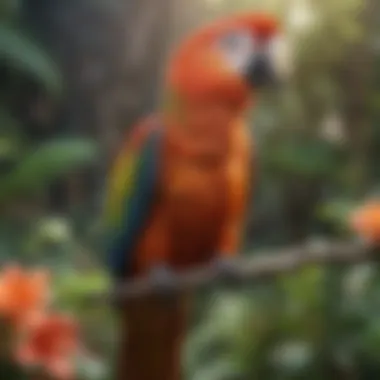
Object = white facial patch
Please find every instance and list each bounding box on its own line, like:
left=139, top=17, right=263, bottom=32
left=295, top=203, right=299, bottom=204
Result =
left=267, top=35, right=294, bottom=80
left=217, top=30, right=257, bottom=73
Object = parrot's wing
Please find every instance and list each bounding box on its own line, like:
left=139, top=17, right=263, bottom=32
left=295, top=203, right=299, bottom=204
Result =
left=104, top=119, right=163, bottom=279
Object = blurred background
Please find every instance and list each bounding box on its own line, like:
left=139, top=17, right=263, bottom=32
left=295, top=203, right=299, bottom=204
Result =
left=1, top=0, right=380, bottom=378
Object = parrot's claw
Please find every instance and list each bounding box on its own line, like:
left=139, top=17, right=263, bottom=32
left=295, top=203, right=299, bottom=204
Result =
left=148, top=265, right=178, bottom=299
left=213, top=257, right=241, bottom=287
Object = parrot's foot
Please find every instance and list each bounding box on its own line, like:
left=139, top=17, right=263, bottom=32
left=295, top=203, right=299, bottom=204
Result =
left=148, top=265, right=178, bottom=300
left=213, top=257, right=241, bottom=287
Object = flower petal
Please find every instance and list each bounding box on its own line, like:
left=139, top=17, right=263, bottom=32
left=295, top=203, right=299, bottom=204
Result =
left=47, top=357, right=74, bottom=380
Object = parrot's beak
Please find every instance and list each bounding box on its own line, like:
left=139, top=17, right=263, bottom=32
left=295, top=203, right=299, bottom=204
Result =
left=244, top=34, right=293, bottom=89
left=244, top=53, right=279, bottom=88
left=245, top=34, right=293, bottom=89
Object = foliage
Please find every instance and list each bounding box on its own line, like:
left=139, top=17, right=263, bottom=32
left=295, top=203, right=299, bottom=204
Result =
left=0, top=0, right=99, bottom=255
left=0, top=138, right=98, bottom=202
left=0, top=24, right=62, bottom=95
left=187, top=262, right=380, bottom=380
left=1, top=1, right=101, bottom=376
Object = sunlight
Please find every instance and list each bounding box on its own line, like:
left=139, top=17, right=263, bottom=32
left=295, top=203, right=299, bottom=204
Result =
left=287, top=0, right=316, bottom=32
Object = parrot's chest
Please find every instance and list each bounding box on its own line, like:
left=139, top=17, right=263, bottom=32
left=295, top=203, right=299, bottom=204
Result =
left=163, top=161, right=228, bottom=216
left=158, top=159, right=229, bottom=265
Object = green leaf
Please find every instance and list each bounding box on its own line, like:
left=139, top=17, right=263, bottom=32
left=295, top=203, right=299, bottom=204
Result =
left=280, top=266, right=324, bottom=306
left=262, top=137, right=340, bottom=178
left=55, top=271, right=109, bottom=292
left=316, top=198, right=359, bottom=227
left=54, top=271, right=110, bottom=308
left=360, top=318, right=380, bottom=359
left=0, top=138, right=99, bottom=201
left=0, top=25, right=62, bottom=94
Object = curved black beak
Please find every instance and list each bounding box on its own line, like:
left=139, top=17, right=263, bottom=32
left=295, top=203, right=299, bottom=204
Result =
left=244, top=54, right=279, bottom=88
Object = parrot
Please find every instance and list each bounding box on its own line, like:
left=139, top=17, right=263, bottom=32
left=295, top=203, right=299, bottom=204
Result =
left=104, top=12, right=283, bottom=380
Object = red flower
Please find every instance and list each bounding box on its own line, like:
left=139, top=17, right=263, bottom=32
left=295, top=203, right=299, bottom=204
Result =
left=350, top=200, right=380, bottom=244
left=17, top=314, right=79, bottom=380
left=0, top=265, right=50, bottom=326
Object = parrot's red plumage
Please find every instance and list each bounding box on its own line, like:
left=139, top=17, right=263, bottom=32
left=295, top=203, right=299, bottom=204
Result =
left=106, top=12, right=280, bottom=380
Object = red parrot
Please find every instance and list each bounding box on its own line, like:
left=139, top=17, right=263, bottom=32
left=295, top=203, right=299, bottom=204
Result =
left=104, top=12, right=281, bottom=380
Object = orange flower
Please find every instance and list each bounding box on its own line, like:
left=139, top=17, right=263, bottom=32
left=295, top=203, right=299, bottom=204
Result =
left=0, top=265, right=50, bottom=326
left=350, top=200, right=380, bottom=243
left=17, top=314, right=79, bottom=380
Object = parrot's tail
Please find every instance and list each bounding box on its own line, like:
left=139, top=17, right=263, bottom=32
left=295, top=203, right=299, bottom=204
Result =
left=115, top=295, right=190, bottom=380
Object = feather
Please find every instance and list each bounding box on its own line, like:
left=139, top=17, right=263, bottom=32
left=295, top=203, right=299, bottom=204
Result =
left=104, top=120, right=163, bottom=279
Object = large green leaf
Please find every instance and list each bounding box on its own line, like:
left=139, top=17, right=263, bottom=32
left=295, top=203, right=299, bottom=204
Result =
left=0, top=138, right=99, bottom=201
left=0, top=24, right=62, bottom=94
left=262, top=137, right=342, bottom=179
left=54, top=270, right=109, bottom=300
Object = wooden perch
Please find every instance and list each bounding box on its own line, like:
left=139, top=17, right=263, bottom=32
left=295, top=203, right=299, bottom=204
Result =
left=93, top=239, right=377, bottom=304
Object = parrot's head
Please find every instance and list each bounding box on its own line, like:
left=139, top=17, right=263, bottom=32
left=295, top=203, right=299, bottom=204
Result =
left=165, top=13, right=283, bottom=111
left=163, top=13, right=285, bottom=152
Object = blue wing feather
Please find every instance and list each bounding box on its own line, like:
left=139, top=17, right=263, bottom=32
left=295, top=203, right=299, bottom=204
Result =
left=106, top=125, right=163, bottom=280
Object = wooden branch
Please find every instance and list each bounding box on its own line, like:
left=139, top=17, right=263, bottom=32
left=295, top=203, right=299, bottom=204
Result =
left=92, top=239, right=377, bottom=304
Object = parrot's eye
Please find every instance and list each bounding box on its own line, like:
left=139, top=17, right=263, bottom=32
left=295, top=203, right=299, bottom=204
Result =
left=217, top=30, right=256, bottom=73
